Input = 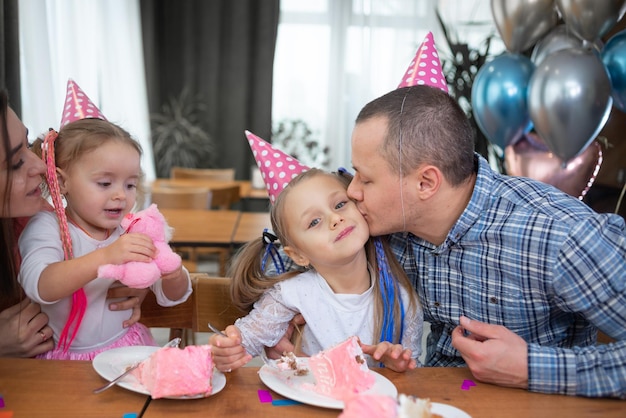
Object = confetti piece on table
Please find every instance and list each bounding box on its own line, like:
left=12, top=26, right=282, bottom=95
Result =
left=461, top=379, right=477, bottom=390
left=0, top=396, right=4, bottom=408
left=272, top=399, right=302, bottom=406
left=258, top=390, right=273, bottom=403
left=123, top=413, right=138, bottom=418
left=0, top=412, right=13, bottom=418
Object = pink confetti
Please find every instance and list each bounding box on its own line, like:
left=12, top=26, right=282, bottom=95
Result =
left=258, top=390, right=273, bottom=403
left=461, top=379, right=477, bottom=390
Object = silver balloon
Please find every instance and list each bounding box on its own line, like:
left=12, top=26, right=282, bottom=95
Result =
left=491, top=0, right=559, bottom=53
left=531, top=24, right=602, bottom=65
left=556, top=0, right=626, bottom=41
left=528, top=47, right=613, bottom=162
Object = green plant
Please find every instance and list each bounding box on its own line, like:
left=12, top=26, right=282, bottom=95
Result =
left=436, top=8, right=495, bottom=163
left=271, top=119, right=330, bottom=168
left=151, top=88, right=216, bottom=178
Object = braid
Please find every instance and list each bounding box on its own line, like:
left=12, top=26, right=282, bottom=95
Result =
left=41, top=129, right=87, bottom=352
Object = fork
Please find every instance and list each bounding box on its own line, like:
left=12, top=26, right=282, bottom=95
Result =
left=93, top=337, right=181, bottom=394
left=207, top=322, right=277, bottom=368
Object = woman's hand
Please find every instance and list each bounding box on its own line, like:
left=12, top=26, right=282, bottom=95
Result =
left=0, top=299, right=54, bottom=357
left=107, top=286, right=149, bottom=328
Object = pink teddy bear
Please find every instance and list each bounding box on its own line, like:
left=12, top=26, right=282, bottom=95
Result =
left=98, top=204, right=182, bottom=288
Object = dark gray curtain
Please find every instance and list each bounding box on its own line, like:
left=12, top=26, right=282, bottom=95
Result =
left=1, top=0, right=21, bottom=116
left=140, top=0, right=280, bottom=179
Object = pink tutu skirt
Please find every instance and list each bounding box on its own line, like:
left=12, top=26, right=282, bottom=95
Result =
left=37, top=323, right=157, bottom=361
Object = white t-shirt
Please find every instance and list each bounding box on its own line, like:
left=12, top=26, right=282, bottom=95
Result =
left=236, top=269, right=423, bottom=366
left=18, top=210, right=192, bottom=354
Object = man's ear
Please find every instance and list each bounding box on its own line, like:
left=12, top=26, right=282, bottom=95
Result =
left=415, top=165, right=441, bottom=199
left=283, top=245, right=310, bottom=267
left=56, top=168, right=69, bottom=194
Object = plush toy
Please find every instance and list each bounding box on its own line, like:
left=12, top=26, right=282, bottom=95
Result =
left=98, top=204, right=182, bottom=288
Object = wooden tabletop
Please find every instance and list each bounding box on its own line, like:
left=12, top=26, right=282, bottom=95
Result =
left=1, top=358, right=622, bottom=418
left=151, top=179, right=269, bottom=200
left=160, top=209, right=240, bottom=247
left=232, top=212, right=272, bottom=244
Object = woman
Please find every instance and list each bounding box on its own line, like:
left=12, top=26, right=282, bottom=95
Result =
left=0, top=90, right=146, bottom=357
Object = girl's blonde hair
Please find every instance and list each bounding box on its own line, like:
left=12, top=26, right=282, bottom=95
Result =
left=33, top=118, right=146, bottom=201
left=229, top=168, right=418, bottom=345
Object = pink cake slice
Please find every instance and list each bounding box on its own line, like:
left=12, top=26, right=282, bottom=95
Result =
left=133, top=345, right=213, bottom=399
left=308, top=336, right=375, bottom=400
left=339, top=393, right=438, bottom=418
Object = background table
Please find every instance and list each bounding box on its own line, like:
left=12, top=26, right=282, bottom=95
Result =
left=232, top=212, right=272, bottom=244
left=160, top=209, right=240, bottom=247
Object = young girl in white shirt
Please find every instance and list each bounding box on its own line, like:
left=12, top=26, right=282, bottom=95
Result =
left=210, top=167, right=422, bottom=372
left=19, top=117, right=191, bottom=360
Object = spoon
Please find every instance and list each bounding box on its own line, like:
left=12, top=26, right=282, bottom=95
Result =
left=93, top=337, right=181, bottom=394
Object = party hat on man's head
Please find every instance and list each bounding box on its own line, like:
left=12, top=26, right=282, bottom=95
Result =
left=397, top=31, right=448, bottom=93
left=60, top=79, right=108, bottom=128
left=245, top=130, right=309, bottom=204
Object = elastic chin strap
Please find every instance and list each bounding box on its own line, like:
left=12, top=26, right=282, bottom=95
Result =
left=374, top=237, right=405, bottom=346
left=42, top=129, right=87, bottom=353
left=260, top=229, right=285, bottom=274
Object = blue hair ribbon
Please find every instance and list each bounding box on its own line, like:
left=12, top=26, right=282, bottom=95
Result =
left=261, top=228, right=285, bottom=274
left=374, top=238, right=406, bottom=348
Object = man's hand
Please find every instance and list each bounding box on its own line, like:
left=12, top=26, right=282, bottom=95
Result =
left=265, top=314, right=306, bottom=359
left=451, top=315, right=528, bottom=389
left=107, top=287, right=149, bottom=328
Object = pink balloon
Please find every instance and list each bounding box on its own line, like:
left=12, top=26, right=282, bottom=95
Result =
left=504, top=133, right=603, bottom=199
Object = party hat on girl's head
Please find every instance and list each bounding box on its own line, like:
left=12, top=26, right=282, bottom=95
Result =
left=60, top=79, right=108, bottom=128
left=245, top=130, right=309, bottom=204
left=397, top=31, right=448, bottom=93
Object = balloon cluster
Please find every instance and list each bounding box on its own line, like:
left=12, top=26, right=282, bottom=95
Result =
left=472, top=0, right=626, bottom=166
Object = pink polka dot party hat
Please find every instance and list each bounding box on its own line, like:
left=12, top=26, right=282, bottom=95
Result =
left=245, top=130, right=309, bottom=204
left=60, top=79, right=108, bottom=128
left=397, top=31, right=448, bottom=93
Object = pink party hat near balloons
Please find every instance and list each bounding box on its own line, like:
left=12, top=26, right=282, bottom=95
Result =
left=245, top=130, right=309, bottom=204
left=60, top=79, right=108, bottom=128
left=397, top=31, right=448, bottom=93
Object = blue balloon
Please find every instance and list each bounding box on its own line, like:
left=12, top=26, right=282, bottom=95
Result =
left=602, top=29, right=626, bottom=112
left=471, top=53, right=535, bottom=150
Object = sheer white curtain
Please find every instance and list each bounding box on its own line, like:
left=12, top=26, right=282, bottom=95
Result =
left=273, top=0, right=500, bottom=169
left=273, top=0, right=444, bottom=170
left=18, top=0, right=155, bottom=180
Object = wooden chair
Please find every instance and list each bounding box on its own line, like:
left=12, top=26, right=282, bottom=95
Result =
left=139, top=273, right=245, bottom=346
left=149, top=186, right=212, bottom=271
left=149, top=186, right=210, bottom=210
left=170, top=167, right=236, bottom=181
left=186, top=184, right=241, bottom=275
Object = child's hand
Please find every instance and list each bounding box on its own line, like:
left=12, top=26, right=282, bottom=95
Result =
left=208, top=325, right=252, bottom=372
left=360, top=341, right=417, bottom=372
left=103, top=233, right=156, bottom=265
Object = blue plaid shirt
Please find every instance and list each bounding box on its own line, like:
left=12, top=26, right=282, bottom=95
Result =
left=389, top=155, right=626, bottom=398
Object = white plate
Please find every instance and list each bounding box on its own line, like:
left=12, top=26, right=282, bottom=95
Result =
left=432, top=402, right=472, bottom=418
left=258, top=357, right=397, bottom=409
left=92, top=346, right=225, bottom=399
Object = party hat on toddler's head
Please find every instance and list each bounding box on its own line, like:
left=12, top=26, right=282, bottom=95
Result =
left=245, top=130, right=309, bottom=204
left=397, top=31, right=448, bottom=93
left=60, top=79, right=108, bottom=128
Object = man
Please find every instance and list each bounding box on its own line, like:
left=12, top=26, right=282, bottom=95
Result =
left=346, top=85, right=626, bottom=398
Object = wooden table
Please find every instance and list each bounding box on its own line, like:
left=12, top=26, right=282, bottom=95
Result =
left=151, top=179, right=268, bottom=200
left=232, top=212, right=272, bottom=244
left=160, top=209, right=240, bottom=247
left=1, top=359, right=622, bottom=418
